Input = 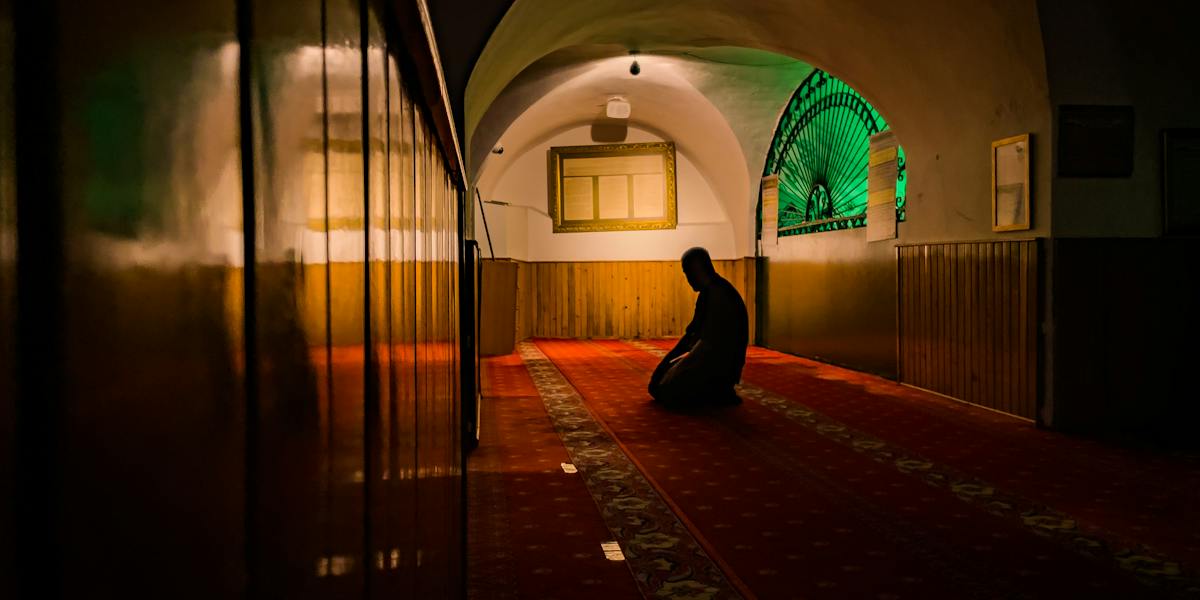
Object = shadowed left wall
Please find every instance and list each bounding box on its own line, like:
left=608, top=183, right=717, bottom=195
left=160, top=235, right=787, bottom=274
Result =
left=0, top=0, right=17, bottom=596
left=4, top=0, right=464, bottom=597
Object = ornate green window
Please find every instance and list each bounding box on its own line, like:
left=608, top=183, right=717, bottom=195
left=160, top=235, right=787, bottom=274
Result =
left=762, top=70, right=906, bottom=236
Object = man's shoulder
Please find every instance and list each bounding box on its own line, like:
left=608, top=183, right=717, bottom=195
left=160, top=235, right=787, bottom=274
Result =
left=703, top=278, right=745, bottom=314
left=712, top=276, right=744, bottom=300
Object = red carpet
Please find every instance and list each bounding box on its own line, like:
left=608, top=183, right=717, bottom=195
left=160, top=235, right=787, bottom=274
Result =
left=467, top=353, right=642, bottom=599
left=646, top=339, right=1200, bottom=580
left=729, top=342, right=1200, bottom=568
left=470, top=340, right=1200, bottom=599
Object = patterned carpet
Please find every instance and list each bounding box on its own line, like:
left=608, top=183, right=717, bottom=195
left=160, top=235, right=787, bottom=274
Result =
left=467, top=353, right=642, bottom=600
left=468, top=340, right=1200, bottom=599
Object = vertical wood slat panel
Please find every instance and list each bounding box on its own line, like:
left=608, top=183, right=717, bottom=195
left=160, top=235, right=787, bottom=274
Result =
left=923, top=245, right=929, bottom=387
left=541, top=263, right=550, bottom=337
left=936, top=243, right=945, bottom=393
left=966, top=243, right=976, bottom=404
left=512, top=258, right=755, bottom=342
left=926, top=245, right=935, bottom=391
left=559, top=262, right=567, bottom=337
left=902, top=247, right=910, bottom=380
left=1003, top=242, right=1013, bottom=413
left=898, top=240, right=1038, bottom=420
left=550, top=263, right=556, bottom=336
left=540, top=263, right=548, bottom=337
left=624, top=261, right=633, bottom=340
left=537, top=262, right=545, bottom=337
left=902, top=247, right=910, bottom=381
left=954, top=245, right=965, bottom=400
left=989, top=242, right=1001, bottom=411
left=983, top=242, right=995, bottom=411
left=981, top=242, right=991, bottom=412
left=999, top=242, right=1008, bottom=413
left=543, top=262, right=551, bottom=337
left=648, top=263, right=657, bottom=337
left=923, top=246, right=932, bottom=390
left=1026, top=243, right=1036, bottom=418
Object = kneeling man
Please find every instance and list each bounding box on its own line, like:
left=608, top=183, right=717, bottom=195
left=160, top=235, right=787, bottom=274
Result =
left=649, top=247, right=748, bottom=407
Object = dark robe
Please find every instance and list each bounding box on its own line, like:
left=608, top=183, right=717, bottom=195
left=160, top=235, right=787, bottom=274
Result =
left=648, top=273, right=748, bottom=407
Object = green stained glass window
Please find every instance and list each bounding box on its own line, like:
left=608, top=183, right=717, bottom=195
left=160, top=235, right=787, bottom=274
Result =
left=762, top=70, right=907, bottom=236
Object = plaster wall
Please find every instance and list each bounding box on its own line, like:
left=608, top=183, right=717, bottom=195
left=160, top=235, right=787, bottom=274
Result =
left=469, top=0, right=1054, bottom=375
left=474, top=125, right=736, bottom=261
left=1039, top=0, right=1200, bottom=237
left=470, top=0, right=1054, bottom=245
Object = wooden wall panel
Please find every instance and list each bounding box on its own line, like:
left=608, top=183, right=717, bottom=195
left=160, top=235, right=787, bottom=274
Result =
left=1049, top=238, right=1200, bottom=446
left=479, top=260, right=518, bottom=355
left=898, top=240, right=1038, bottom=419
left=761, top=231, right=897, bottom=378
left=511, top=259, right=756, bottom=342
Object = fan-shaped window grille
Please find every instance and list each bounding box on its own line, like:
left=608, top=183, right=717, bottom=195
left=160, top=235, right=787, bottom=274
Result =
left=762, top=70, right=907, bottom=236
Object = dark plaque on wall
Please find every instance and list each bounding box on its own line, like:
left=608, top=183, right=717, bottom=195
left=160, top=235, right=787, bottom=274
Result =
left=1057, top=105, right=1135, bottom=177
left=1163, top=129, right=1200, bottom=236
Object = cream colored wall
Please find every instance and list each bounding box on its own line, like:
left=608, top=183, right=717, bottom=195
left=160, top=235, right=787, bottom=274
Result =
left=474, top=124, right=737, bottom=261
left=467, top=0, right=1053, bottom=377
left=472, top=53, right=756, bottom=256
left=468, top=0, right=1053, bottom=245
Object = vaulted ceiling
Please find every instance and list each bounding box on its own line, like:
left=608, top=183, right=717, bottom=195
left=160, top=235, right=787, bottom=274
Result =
left=469, top=46, right=813, bottom=252
left=438, top=0, right=1054, bottom=244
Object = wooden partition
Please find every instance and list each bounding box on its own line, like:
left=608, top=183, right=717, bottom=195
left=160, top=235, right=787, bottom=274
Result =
left=479, top=260, right=518, bottom=355
left=2, top=2, right=466, bottom=595
left=1049, top=238, right=1200, bottom=444
left=897, top=240, right=1039, bottom=419
left=512, top=259, right=756, bottom=342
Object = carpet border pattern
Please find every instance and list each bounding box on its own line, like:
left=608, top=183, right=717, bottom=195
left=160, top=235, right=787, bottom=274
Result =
left=625, top=339, right=1198, bottom=598
left=518, top=341, right=744, bottom=600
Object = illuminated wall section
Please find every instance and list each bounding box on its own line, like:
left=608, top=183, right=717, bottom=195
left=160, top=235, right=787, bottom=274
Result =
left=762, top=70, right=906, bottom=236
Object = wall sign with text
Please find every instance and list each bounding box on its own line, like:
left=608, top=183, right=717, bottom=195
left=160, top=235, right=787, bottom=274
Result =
left=992, top=133, right=1032, bottom=232
left=547, top=142, right=677, bottom=233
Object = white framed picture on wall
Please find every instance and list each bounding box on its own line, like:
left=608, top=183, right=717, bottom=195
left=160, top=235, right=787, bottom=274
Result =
left=992, top=133, right=1032, bottom=232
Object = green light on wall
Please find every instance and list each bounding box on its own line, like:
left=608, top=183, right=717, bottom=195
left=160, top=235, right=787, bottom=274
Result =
left=762, top=70, right=906, bottom=236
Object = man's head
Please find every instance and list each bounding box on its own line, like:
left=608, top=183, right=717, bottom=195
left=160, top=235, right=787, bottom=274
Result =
left=681, top=246, right=716, bottom=291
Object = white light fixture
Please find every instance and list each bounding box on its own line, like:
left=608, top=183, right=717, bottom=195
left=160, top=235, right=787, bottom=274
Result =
left=606, top=97, right=631, bottom=119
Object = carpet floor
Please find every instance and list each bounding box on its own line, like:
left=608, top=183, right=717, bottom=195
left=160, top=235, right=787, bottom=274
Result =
left=467, top=340, right=1200, bottom=599
left=467, top=352, right=642, bottom=600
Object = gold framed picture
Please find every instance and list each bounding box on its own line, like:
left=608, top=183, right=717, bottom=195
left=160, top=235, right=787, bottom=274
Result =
left=547, top=141, right=677, bottom=233
left=991, top=133, right=1031, bottom=232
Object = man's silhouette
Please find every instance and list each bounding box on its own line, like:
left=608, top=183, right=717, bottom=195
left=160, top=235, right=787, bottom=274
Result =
left=648, top=247, right=748, bottom=408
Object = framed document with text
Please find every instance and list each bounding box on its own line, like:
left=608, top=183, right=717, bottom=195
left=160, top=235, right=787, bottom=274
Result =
left=992, top=134, right=1032, bottom=232
left=547, top=141, right=677, bottom=233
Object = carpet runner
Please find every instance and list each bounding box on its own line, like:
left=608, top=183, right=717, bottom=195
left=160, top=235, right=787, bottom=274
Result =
left=631, top=339, right=1200, bottom=597
left=467, top=352, right=643, bottom=599
left=469, top=340, right=1199, bottom=599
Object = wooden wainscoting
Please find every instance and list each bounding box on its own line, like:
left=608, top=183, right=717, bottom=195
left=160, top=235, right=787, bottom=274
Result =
left=514, top=259, right=756, bottom=342
left=897, top=240, right=1039, bottom=419
left=479, top=259, right=519, bottom=356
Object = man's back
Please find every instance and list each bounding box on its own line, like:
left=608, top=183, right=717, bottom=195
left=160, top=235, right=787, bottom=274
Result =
left=692, top=274, right=748, bottom=386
